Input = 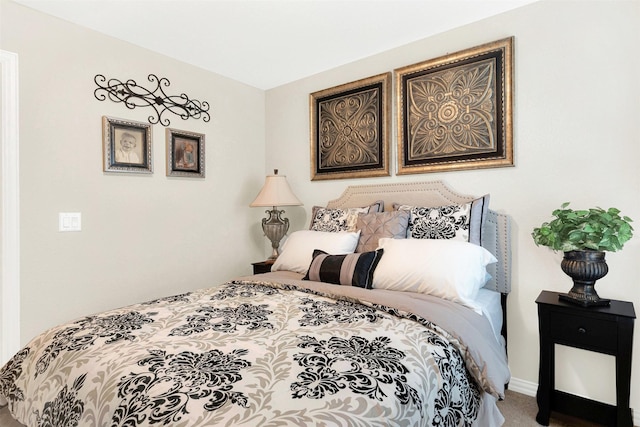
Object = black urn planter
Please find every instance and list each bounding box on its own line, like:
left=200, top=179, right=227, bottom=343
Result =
left=559, top=250, right=610, bottom=307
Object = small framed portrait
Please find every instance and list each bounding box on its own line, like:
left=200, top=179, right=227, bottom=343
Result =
left=166, top=128, right=205, bottom=178
left=102, top=116, right=153, bottom=174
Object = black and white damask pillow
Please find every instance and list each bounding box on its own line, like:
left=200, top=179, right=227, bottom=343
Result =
left=308, top=201, right=383, bottom=232
left=310, top=207, right=370, bottom=232
left=394, top=194, right=489, bottom=245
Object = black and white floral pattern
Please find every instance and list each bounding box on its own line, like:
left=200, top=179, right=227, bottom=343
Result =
left=35, top=311, right=156, bottom=377
left=111, top=349, right=251, bottom=426
left=142, top=292, right=192, bottom=305
left=298, top=297, right=382, bottom=326
left=169, top=303, right=273, bottom=336
left=292, top=335, right=423, bottom=415
left=310, top=207, right=368, bottom=232
left=0, top=348, right=29, bottom=403
left=427, top=332, right=481, bottom=425
left=35, top=374, right=86, bottom=427
left=400, top=204, right=471, bottom=240
left=1, top=279, right=500, bottom=427
left=210, top=281, right=281, bottom=300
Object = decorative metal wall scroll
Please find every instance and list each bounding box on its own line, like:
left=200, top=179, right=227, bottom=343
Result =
left=94, top=74, right=210, bottom=127
left=310, top=72, right=391, bottom=181
left=395, top=37, right=514, bottom=174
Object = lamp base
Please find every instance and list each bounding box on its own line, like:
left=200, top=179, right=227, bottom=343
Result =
left=262, top=207, right=289, bottom=259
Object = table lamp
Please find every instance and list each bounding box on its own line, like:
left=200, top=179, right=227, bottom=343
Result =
left=250, top=169, right=302, bottom=259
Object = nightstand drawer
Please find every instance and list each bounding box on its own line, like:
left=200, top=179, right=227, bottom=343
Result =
left=549, top=311, right=617, bottom=352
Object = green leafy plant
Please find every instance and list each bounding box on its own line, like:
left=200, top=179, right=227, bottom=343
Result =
left=532, top=202, right=634, bottom=252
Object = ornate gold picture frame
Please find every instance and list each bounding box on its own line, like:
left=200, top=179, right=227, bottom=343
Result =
left=395, top=37, right=514, bottom=175
left=166, top=128, right=205, bottom=178
left=310, top=73, right=391, bottom=180
left=102, top=116, right=153, bottom=174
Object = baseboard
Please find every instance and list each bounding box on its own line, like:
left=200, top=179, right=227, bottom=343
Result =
left=508, top=377, right=538, bottom=397
left=509, top=376, right=640, bottom=426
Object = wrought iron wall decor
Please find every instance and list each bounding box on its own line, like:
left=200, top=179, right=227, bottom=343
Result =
left=94, top=74, right=210, bottom=127
left=395, top=37, right=513, bottom=174
left=309, top=72, right=391, bottom=181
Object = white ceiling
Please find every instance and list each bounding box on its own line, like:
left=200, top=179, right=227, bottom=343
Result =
left=13, top=0, right=537, bottom=89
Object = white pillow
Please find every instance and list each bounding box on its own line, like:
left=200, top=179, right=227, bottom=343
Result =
left=271, top=230, right=360, bottom=274
left=372, top=238, right=497, bottom=312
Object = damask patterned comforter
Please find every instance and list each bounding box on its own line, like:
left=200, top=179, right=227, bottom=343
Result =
left=0, top=272, right=510, bottom=426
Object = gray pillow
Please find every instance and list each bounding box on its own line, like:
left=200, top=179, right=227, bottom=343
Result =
left=355, top=210, right=410, bottom=253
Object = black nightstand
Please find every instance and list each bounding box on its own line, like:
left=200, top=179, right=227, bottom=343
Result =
left=252, top=260, right=274, bottom=274
left=536, top=290, right=635, bottom=427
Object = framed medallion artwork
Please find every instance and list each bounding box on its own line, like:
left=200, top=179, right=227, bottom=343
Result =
left=310, top=73, right=391, bottom=180
left=395, top=37, right=514, bottom=174
left=102, top=116, right=153, bottom=174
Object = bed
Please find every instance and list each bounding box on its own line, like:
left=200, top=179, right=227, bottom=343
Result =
left=0, top=180, right=511, bottom=427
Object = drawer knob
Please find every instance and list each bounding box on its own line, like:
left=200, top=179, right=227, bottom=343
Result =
left=578, top=327, right=587, bottom=334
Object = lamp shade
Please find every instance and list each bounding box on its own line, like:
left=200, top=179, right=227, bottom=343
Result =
left=250, top=170, right=302, bottom=207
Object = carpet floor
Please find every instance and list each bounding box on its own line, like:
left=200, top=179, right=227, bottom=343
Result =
left=0, top=389, right=630, bottom=426
left=498, top=389, right=622, bottom=427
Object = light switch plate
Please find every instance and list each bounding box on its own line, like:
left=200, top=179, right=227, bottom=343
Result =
left=59, top=212, right=81, bottom=232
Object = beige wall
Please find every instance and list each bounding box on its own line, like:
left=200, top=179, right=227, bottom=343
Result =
left=266, top=0, right=640, bottom=418
left=0, top=0, right=269, bottom=346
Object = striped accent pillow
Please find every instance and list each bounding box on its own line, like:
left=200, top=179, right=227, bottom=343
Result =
left=303, top=249, right=384, bottom=289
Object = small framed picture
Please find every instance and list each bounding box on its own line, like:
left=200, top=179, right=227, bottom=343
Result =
left=102, top=116, right=153, bottom=174
left=166, top=128, right=205, bottom=178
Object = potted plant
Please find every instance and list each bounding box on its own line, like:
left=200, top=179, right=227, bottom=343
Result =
left=532, top=202, right=634, bottom=306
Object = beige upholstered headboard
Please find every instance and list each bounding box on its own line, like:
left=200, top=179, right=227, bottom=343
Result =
left=326, top=180, right=511, bottom=295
